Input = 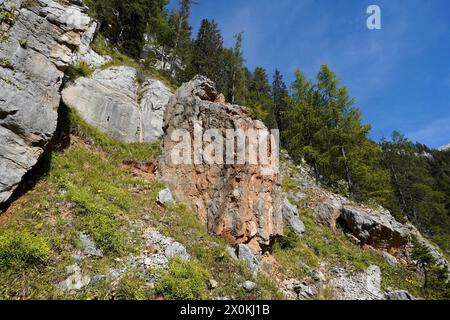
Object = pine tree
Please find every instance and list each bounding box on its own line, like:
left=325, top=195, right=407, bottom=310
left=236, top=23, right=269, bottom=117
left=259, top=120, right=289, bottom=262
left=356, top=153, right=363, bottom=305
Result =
left=248, top=67, right=277, bottom=129
left=381, top=132, right=447, bottom=238
left=192, top=19, right=225, bottom=90
left=271, top=69, right=289, bottom=133
left=89, top=0, right=158, bottom=57
left=284, top=65, right=392, bottom=204
left=222, top=33, right=247, bottom=104
left=167, top=0, right=194, bottom=80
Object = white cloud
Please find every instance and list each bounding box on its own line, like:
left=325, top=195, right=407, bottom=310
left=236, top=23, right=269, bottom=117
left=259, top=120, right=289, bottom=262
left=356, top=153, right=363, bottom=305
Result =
left=407, top=117, right=450, bottom=147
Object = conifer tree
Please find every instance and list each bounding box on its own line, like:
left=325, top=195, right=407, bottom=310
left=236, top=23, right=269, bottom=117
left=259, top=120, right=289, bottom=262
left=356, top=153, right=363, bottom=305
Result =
left=167, top=0, right=194, bottom=80
left=248, top=67, right=277, bottom=129
left=271, top=69, right=289, bottom=133
left=222, top=33, right=247, bottom=104
left=381, top=132, right=447, bottom=233
left=284, top=65, right=392, bottom=203
left=192, top=19, right=226, bottom=90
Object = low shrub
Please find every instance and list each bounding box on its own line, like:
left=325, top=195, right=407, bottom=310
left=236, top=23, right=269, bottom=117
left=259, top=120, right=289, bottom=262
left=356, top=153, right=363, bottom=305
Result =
left=155, top=258, right=211, bottom=300
left=0, top=230, right=50, bottom=269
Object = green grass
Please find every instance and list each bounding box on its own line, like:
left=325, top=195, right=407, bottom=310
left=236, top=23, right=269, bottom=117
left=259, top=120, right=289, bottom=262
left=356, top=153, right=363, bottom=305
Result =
left=155, top=258, right=211, bottom=300
left=19, top=39, right=27, bottom=48
left=0, top=108, right=282, bottom=300
left=0, top=230, right=50, bottom=269
left=113, top=272, right=154, bottom=300
left=66, top=61, right=93, bottom=80
left=275, top=160, right=448, bottom=300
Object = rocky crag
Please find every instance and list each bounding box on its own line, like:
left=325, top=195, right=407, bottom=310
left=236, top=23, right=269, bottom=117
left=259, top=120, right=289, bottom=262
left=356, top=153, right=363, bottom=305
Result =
left=0, top=0, right=448, bottom=301
left=158, top=76, right=283, bottom=253
left=62, top=66, right=172, bottom=143
left=0, top=0, right=93, bottom=204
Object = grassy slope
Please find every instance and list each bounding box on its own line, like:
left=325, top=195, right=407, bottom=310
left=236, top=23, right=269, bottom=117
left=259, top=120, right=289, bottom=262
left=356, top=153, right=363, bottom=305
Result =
left=0, top=108, right=281, bottom=300
left=0, top=107, right=441, bottom=300
left=275, top=158, right=439, bottom=300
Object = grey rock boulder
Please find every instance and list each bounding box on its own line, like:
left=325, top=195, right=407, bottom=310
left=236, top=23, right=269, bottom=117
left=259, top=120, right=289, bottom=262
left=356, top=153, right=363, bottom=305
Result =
left=237, top=244, right=260, bottom=275
left=79, top=232, right=103, bottom=258
left=313, top=200, right=342, bottom=230
left=330, top=265, right=385, bottom=300
left=340, top=205, right=410, bottom=249
left=242, top=280, right=257, bottom=292
left=62, top=66, right=172, bottom=143
left=283, top=196, right=305, bottom=235
left=156, top=188, right=174, bottom=205
left=386, top=289, right=415, bottom=300
left=57, top=264, right=91, bottom=291
left=158, top=76, right=283, bottom=251
left=142, top=228, right=190, bottom=269
left=0, top=0, right=92, bottom=206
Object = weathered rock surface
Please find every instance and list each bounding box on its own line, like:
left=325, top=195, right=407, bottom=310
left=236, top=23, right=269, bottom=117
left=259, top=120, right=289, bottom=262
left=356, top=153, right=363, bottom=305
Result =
left=386, top=288, right=415, bottom=300
left=156, top=188, right=174, bottom=206
left=312, top=200, right=342, bottom=231
left=71, top=232, right=103, bottom=262
left=281, top=278, right=318, bottom=300
left=241, top=280, right=257, bottom=292
left=330, top=265, right=385, bottom=300
left=339, top=205, right=411, bottom=249
left=62, top=66, right=172, bottom=143
left=0, top=0, right=92, bottom=205
left=283, top=196, right=305, bottom=235
left=237, top=244, right=260, bottom=275
left=142, top=228, right=190, bottom=269
left=72, top=20, right=111, bottom=68
left=158, top=76, right=283, bottom=252
left=57, top=264, right=91, bottom=291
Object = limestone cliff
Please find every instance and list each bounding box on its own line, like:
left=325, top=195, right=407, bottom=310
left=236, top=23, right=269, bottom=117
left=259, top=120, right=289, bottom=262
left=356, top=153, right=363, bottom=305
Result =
left=158, top=76, right=283, bottom=252
left=62, top=66, right=172, bottom=143
left=0, top=0, right=93, bottom=205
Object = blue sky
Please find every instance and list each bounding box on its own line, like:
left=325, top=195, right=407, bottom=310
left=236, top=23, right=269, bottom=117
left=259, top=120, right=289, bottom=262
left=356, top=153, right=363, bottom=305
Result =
left=170, top=0, right=450, bottom=148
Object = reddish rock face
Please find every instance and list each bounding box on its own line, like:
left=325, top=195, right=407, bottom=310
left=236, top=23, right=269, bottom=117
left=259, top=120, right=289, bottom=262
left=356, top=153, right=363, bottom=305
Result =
left=158, top=76, right=283, bottom=252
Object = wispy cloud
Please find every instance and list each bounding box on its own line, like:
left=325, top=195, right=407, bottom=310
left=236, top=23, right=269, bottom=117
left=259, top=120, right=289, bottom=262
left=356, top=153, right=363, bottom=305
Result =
left=407, top=117, right=450, bottom=148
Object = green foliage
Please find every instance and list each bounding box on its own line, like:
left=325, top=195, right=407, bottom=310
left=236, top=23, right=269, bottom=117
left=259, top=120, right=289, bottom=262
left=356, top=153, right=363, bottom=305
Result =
left=0, top=9, right=17, bottom=26
left=381, top=133, right=449, bottom=250
left=0, top=230, right=50, bottom=269
left=19, top=39, right=27, bottom=48
left=86, top=0, right=163, bottom=57
left=82, top=212, right=126, bottom=254
left=155, top=258, right=211, bottom=300
left=66, top=61, right=93, bottom=80
left=411, top=237, right=449, bottom=298
left=114, top=272, right=154, bottom=300
left=283, top=65, right=393, bottom=206
left=0, top=57, right=12, bottom=68
left=192, top=19, right=225, bottom=89
left=67, top=107, right=160, bottom=162
left=272, top=69, right=290, bottom=132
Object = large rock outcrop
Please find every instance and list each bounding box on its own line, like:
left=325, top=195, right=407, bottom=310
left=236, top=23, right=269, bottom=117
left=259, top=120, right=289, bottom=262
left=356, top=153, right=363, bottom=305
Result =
left=339, top=205, right=411, bottom=249
left=0, top=0, right=93, bottom=205
left=62, top=66, right=172, bottom=143
left=158, top=76, right=283, bottom=252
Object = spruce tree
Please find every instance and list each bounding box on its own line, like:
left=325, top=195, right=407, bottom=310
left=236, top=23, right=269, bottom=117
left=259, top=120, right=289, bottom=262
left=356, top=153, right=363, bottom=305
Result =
left=248, top=67, right=277, bottom=129
left=192, top=19, right=225, bottom=90
left=272, top=69, right=289, bottom=133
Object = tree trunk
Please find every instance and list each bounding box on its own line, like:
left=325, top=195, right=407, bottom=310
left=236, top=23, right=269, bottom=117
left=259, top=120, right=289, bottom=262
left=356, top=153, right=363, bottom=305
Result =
left=231, top=70, right=236, bottom=104
left=341, top=146, right=353, bottom=198
left=391, top=163, right=408, bottom=215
